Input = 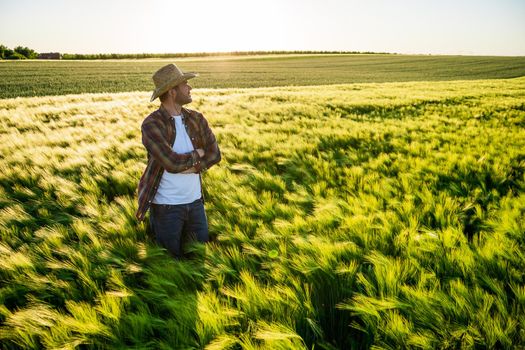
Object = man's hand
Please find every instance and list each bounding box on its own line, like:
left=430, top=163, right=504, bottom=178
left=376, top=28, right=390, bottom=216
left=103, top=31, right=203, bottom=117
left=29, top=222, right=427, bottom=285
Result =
left=180, top=149, right=205, bottom=174
left=180, top=166, right=197, bottom=174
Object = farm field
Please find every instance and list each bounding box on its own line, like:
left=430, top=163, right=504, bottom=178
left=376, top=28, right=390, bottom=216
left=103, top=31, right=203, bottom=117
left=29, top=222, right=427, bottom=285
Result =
left=1, top=54, right=525, bottom=98
left=0, top=76, right=524, bottom=349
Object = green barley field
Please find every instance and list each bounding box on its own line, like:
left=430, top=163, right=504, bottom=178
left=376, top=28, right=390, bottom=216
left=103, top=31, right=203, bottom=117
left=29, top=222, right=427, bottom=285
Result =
left=1, top=54, right=525, bottom=98
left=1, top=55, right=525, bottom=349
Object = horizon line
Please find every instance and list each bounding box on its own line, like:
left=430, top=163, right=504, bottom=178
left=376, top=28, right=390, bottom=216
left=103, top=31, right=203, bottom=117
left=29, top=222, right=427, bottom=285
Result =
left=10, top=49, right=525, bottom=58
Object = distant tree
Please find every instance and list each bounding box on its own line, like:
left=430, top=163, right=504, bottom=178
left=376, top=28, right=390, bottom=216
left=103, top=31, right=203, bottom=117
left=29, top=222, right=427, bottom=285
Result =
left=0, top=45, right=15, bottom=59
left=14, top=46, right=38, bottom=59
left=0, top=44, right=8, bottom=59
left=6, top=51, right=26, bottom=60
left=3, top=48, right=15, bottom=59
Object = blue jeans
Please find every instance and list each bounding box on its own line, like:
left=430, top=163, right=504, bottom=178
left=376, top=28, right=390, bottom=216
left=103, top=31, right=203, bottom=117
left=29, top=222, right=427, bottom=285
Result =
left=149, top=197, right=209, bottom=258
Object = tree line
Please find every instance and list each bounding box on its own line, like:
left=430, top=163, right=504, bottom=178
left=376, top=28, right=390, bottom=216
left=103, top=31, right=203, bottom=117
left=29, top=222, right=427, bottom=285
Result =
left=0, top=44, right=394, bottom=60
left=0, top=45, right=37, bottom=59
left=60, top=50, right=393, bottom=59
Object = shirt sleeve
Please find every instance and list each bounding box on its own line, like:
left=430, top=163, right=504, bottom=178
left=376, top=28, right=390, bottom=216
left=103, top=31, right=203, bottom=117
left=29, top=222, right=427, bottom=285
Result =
left=141, top=118, right=201, bottom=173
left=196, top=113, right=221, bottom=173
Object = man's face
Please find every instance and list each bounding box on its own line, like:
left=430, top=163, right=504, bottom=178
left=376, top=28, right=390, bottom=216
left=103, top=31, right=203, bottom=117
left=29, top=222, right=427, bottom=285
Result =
left=172, top=80, right=192, bottom=105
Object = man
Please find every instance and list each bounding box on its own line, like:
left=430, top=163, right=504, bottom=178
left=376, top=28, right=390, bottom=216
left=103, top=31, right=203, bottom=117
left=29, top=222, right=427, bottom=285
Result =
left=135, top=63, right=221, bottom=258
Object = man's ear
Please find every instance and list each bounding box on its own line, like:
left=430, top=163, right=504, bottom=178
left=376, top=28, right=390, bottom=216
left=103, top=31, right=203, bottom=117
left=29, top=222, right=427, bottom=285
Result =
left=170, top=88, right=177, bottom=98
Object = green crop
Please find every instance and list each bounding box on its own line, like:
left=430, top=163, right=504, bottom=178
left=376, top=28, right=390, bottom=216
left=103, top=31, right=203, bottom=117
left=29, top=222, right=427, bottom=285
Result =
left=0, top=77, right=524, bottom=348
left=1, top=54, right=524, bottom=99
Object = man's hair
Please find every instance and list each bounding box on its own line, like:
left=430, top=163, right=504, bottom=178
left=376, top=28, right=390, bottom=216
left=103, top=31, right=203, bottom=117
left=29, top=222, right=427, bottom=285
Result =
left=159, top=90, right=170, bottom=103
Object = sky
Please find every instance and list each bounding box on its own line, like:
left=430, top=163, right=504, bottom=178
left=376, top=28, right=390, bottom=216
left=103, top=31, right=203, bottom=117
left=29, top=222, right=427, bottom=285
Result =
left=1, top=0, right=524, bottom=56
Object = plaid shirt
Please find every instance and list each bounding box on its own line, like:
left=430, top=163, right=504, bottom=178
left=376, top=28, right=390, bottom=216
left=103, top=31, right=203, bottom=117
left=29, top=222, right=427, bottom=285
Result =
left=135, top=105, right=221, bottom=221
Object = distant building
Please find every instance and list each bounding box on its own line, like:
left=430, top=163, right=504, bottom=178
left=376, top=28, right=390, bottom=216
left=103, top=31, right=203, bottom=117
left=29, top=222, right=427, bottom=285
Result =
left=38, top=52, right=61, bottom=59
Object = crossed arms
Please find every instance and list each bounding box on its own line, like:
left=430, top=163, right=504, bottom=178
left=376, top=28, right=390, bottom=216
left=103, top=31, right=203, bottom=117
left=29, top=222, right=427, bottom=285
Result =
left=141, top=115, right=221, bottom=174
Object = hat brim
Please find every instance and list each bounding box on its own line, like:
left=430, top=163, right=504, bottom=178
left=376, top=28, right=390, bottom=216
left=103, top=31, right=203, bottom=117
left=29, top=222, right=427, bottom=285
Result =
left=150, top=72, right=198, bottom=102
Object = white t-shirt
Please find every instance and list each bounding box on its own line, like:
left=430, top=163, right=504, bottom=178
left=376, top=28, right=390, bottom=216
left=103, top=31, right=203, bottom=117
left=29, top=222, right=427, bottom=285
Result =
left=152, top=115, right=201, bottom=204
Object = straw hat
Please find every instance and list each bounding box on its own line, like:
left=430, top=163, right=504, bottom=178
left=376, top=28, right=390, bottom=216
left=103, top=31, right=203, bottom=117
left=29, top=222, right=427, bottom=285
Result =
left=150, top=63, right=198, bottom=102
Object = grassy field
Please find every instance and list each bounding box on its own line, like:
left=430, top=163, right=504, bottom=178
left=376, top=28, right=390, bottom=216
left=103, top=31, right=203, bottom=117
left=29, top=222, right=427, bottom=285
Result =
left=0, top=77, right=524, bottom=349
left=1, top=54, right=525, bottom=98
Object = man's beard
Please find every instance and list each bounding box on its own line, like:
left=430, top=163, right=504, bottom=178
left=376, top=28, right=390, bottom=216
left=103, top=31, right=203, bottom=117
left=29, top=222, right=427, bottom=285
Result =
left=176, top=94, right=191, bottom=105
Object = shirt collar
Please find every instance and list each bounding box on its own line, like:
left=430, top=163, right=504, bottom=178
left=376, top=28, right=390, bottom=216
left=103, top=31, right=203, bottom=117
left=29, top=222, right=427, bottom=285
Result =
left=159, top=104, right=189, bottom=123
